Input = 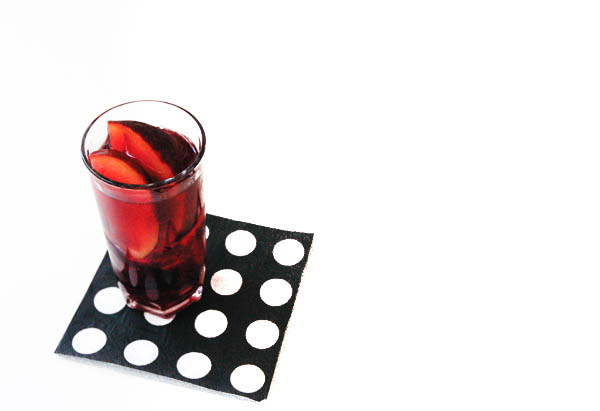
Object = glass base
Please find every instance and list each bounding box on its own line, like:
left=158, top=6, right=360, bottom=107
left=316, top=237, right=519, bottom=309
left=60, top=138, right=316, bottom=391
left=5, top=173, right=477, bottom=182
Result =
left=120, top=284, right=203, bottom=318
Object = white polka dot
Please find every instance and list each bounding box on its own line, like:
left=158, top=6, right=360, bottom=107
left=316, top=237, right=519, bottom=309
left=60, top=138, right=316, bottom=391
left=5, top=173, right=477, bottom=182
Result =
left=230, top=364, right=266, bottom=393
left=177, top=352, right=212, bottom=379
left=246, top=320, right=279, bottom=349
left=273, top=239, right=305, bottom=266
left=124, top=340, right=159, bottom=366
left=144, top=312, right=175, bottom=326
left=205, top=225, right=210, bottom=239
left=93, top=287, right=126, bottom=314
left=72, top=328, right=107, bottom=355
left=225, top=230, right=256, bottom=256
left=210, top=269, right=243, bottom=296
left=195, top=309, right=228, bottom=338
left=260, top=279, right=293, bottom=306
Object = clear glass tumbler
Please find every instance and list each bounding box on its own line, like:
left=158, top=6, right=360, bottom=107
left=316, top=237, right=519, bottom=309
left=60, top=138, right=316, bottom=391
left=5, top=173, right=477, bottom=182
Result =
left=81, top=100, right=206, bottom=317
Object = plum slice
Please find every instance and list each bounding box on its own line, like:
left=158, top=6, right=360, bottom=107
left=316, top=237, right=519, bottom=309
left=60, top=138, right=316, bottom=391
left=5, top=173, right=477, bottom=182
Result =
left=89, top=149, right=148, bottom=185
left=89, top=149, right=159, bottom=259
left=108, top=120, right=178, bottom=181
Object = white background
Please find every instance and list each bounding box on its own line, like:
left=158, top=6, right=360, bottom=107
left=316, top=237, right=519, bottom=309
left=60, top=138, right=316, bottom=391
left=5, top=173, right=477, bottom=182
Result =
left=1, top=1, right=600, bottom=409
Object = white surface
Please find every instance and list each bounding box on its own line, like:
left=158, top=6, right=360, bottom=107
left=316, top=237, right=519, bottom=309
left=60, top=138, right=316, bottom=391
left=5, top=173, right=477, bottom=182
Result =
left=2, top=0, right=600, bottom=409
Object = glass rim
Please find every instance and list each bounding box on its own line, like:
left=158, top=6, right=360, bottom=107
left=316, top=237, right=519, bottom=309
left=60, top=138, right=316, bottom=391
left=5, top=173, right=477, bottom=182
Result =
left=81, top=100, right=206, bottom=190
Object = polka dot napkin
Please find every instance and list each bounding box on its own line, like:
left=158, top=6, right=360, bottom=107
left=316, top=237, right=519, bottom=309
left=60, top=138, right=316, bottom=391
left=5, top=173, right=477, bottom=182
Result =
left=55, top=214, right=313, bottom=401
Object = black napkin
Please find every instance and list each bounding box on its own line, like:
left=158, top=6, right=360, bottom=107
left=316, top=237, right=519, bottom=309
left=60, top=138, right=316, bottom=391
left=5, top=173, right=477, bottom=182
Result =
left=55, top=214, right=313, bottom=401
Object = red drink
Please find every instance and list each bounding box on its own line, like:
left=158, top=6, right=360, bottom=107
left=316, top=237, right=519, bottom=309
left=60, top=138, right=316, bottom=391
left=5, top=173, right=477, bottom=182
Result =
left=82, top=102, right=206, bottom=317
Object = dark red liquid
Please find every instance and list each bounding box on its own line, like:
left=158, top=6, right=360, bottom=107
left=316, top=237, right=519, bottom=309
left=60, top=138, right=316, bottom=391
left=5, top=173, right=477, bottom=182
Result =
left=89, top=121, right=205, bottom=316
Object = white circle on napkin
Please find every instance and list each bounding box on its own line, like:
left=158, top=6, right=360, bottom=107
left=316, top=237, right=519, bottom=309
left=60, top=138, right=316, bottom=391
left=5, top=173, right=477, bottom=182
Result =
left=273, top=239, right=305, bottom=266
left=260, top=279, right=293, bottom=306
left=144, top=312, right=175, bottom=326
left=211, top=269, right=243, bottom=295
left=124, top=340, right=159, bottom=366
left=195, top=309, right=228, bottom=338
left=72, top=328, right=107, bottom=355
left=230, top=364, right=266, bottom=393
left=246, top=320, right=279, bottom=349
left=93, top=287, right=126, bottom=314
left=225, top=230, right=256, bottom=256
left=177, top=352, right=212, bottom=379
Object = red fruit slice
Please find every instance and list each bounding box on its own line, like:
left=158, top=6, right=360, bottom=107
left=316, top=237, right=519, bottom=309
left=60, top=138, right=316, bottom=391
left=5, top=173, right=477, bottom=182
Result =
left=89, top=149, right=148, bottom=185
left=89, top=149, right=159, bottom=259
left=107, top=121, right=175, bottom=181
left=162, top=184, right=200, bottom=243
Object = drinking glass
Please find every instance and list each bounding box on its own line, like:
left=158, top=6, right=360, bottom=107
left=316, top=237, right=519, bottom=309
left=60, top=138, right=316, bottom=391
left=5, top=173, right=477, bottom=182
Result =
left=81, top=100, right=206, bottom=317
